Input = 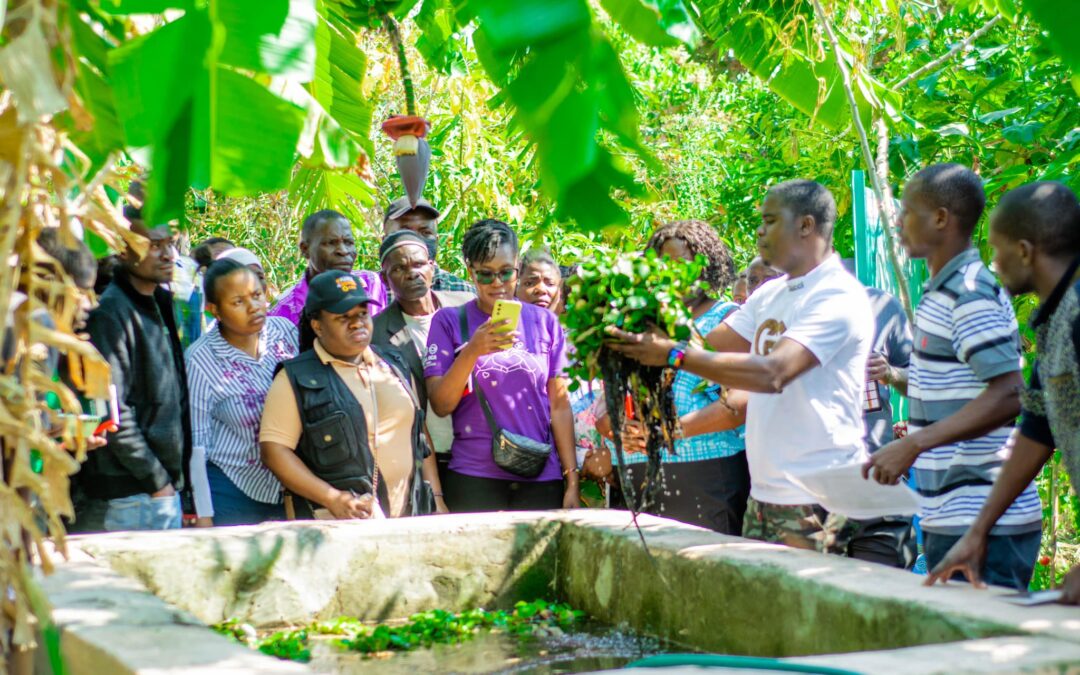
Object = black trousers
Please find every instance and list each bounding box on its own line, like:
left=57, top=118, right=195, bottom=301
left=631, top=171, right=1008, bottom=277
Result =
left=848, top=516, right=917, bottom=569
left=443, top=469, right=563, bottom=513
left=618, top=453, right=751, bottom=536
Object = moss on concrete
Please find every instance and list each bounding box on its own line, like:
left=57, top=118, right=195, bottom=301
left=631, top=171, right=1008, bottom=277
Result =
left=555, top=523, right=1019, bottom=657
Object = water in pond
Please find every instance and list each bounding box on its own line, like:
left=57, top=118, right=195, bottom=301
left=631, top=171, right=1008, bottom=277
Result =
left=306, top=620, right=678, bottom=674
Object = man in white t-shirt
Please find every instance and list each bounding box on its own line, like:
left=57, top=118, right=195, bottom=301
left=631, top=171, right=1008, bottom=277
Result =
left=371, top=231, right=473, bottom=483
left=610, top=180, right=875, bottom=553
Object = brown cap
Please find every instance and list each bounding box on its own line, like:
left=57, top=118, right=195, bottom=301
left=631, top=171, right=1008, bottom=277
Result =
left=385, top=196, right=440, bottom=222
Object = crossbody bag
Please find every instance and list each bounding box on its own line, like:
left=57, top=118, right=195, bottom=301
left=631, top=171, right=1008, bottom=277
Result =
left=457, top=306, right=551, bottom=478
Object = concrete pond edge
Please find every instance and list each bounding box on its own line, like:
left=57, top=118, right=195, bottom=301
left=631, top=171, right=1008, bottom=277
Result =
left=36, top=510, right=1080, bottom=674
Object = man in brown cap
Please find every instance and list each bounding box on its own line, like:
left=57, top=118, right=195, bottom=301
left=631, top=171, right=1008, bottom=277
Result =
left=383, top=197, right=473, bottom=294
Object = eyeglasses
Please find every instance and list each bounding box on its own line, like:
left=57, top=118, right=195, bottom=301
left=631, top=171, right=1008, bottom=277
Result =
left=472, top=268, right=517, bottom=285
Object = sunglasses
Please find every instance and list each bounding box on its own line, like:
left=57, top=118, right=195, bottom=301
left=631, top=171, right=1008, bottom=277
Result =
left=472, top=267, right=517, bottom=285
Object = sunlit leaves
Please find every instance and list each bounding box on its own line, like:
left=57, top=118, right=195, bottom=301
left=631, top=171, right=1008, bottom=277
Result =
left=1024, top=0, right=1080, bottom=95
left=101, top=0, right=376, bottom=224
left=217, top=0, right=318, bottom=79
left=599, top=0, right=698, bottom=49
left=214, top=70, right=307, bottom=194
left=413, top=0, right=466, bottom=74
left=310, top=1, right=374, bottom=156
left=108, top=10, right=210, bottom=221
left=471, top=0, right=590, bottom=54
left=467, top=0, right=649, bottom=230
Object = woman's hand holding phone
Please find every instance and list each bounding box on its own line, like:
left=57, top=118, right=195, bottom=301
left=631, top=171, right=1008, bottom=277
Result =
left=465, top=318, right=516, bottom=357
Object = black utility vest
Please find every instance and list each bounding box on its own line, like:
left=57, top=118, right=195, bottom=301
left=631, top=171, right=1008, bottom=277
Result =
left=280, top=344, right=433, bottom=518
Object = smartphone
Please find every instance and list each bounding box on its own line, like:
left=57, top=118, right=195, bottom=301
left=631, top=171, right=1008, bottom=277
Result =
left=491, top=299, right=522, bottom=344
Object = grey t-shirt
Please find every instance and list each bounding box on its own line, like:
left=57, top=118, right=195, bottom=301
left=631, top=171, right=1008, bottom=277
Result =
left=864, top=288, right=912, bottom=453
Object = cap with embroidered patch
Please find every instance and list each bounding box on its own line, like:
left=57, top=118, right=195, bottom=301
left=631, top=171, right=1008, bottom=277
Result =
left=305, top=271, right=371, bottom=315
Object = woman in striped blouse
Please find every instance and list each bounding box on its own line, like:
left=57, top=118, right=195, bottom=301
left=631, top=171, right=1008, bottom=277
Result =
left=186, top=259, right=298, bottom=526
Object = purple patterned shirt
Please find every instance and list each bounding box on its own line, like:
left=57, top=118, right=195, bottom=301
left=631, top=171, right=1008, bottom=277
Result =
left=269, top=269, right=387, bottom=324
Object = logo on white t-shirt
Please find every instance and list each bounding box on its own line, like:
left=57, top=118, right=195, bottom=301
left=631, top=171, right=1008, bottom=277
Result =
left=753, top=318, right=787, bottom=356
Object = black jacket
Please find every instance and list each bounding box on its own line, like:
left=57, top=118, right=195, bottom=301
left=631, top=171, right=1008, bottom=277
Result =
left=371, top=290, right=473, bottom=411
left=80, top=268, right=191, bottom=500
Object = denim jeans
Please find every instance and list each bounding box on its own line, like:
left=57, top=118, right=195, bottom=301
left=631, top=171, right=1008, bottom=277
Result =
left=207, top=462, right=284, bottom=526
left=103, top=493, right=183, bottom=531
left=923, top=530, right=1041, bottom=590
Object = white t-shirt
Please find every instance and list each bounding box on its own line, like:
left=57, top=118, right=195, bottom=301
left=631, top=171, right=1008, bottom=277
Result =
left=402, top=312, right=454, bottom=454
left=724, top=254, right=874, bottom=505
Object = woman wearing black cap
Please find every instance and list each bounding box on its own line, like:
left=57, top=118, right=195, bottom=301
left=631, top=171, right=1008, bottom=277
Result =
left=259, top=270, right=442, bottom=519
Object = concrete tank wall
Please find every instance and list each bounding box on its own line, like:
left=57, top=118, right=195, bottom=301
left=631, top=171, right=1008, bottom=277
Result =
left=40, top=510, right=1080, bottom=674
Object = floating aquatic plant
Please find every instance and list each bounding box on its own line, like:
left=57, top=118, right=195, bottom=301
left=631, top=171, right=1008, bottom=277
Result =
left=211, top=600, right=584, bottom=662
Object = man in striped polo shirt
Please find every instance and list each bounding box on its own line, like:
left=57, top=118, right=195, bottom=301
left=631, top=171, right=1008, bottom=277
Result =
left=864, top=164, right=1042, bottom=589
left=927, top=182, right=1080, bottom=599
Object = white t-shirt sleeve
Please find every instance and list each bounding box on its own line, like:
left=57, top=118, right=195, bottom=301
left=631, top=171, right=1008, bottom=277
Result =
left=723, top=291, right=757, bottom=342
left=782, top=287, right=862, bottom=367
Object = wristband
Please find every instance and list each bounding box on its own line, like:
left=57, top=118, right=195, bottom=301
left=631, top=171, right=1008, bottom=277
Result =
left=667, top=341, right=688, bottom=369
left=562, top=466, right=579, bottom=478
left=433, top=492, right=444, bottom=498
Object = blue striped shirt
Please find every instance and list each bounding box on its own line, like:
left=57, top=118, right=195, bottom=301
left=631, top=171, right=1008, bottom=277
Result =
left=624, top=301, right=746, bottom=465
left=185, top=316, right=298, bottom=517
left=909, top=249, right=1041, bottom=535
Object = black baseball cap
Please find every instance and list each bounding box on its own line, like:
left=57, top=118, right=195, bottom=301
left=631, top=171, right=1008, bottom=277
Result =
left=305, top=271, right=371, bottom=315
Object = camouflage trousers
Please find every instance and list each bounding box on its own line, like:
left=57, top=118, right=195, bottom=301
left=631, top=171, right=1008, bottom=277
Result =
left=742, top=497, right=860, bottom=555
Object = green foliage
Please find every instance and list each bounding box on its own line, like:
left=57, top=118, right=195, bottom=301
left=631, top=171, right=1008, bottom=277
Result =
left=341, top=601, right=584, bottom=653
left=212, top=619, right=312, bottom=663
left=562, top=250, right=703, bottom=384
left=68, top=0, right=376, bottom=225
left=1031, top=452, right=1080, bottom=591
left=469, top=0, right=641, bottom=231
left=212, top=600, right=584, bottom=663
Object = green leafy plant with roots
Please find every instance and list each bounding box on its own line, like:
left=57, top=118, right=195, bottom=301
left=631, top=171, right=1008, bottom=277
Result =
left=563, top=251, right=705, bottom=511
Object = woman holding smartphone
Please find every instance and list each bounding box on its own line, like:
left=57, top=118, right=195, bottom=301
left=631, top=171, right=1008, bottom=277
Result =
left=424, top=219, right=579, bottom=512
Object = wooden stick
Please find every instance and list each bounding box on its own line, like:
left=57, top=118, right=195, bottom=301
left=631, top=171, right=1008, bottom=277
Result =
left=810, top=0, right=914, bottom=319
left=874, top=117, right=914, bottom=321
left=892, top=15, right=1002, bottom=90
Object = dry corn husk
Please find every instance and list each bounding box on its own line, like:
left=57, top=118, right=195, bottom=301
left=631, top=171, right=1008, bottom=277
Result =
left=0, top=0, right=134, bottom=661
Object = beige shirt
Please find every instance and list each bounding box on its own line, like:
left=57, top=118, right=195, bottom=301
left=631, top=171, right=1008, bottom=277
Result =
left=261, top=340, right=417, bottom=517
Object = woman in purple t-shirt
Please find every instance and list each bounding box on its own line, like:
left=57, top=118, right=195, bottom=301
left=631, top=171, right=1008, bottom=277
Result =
left=424, top=220, right=579, bottom=512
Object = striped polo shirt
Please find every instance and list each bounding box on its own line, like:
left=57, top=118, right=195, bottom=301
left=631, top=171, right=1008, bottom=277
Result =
left=909, top=248, right=1041, bottom=535
left=185, top=316, right=298, bottom=516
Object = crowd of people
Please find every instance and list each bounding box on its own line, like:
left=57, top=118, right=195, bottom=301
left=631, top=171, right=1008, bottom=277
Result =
left=28, top=162, right=1080, bottom=601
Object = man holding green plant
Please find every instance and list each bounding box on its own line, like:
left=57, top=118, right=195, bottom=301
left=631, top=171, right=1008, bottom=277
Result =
left=609, top=180, right=875, bottom=554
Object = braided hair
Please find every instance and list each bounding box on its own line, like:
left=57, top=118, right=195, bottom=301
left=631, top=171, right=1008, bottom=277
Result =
left=461, top=219, right=518, bottom=266
left=646, top=219, right=736, bottom=294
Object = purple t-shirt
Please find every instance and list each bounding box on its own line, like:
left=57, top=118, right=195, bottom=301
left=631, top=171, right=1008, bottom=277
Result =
left=424, top=300, right=567, bottom=482
left=269, top=269, right=386, bottom=325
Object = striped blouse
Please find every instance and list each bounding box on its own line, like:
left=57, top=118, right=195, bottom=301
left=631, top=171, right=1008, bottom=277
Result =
left=185, top=316, right=298, bottom=517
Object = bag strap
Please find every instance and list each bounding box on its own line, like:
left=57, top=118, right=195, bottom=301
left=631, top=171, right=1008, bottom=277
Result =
left=457, top=305, right=499, bottom=435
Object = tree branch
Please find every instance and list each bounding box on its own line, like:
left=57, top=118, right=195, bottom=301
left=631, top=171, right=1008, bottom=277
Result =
left=891, top=15, right=1002, bottom=89
left=810, top=0, right=913, bottom=320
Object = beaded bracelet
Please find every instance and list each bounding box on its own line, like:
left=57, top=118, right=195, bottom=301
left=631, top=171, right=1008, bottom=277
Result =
left=667, top=341, right=688, bottom=369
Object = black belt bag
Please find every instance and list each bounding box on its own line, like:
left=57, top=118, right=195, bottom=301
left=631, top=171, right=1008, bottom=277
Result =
left=458, top=306, right=552, bottom=478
